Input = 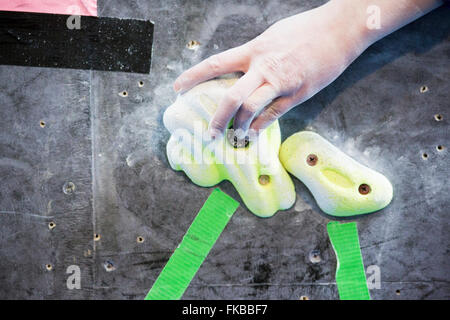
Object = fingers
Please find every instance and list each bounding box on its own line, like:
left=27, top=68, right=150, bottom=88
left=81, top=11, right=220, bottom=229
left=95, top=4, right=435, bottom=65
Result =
left=250, top=82, right=312, bottom=132
left=208, top=70, right=263, bottom=138
left=249, top=95, right=297, bottom=132
left=232, top=84, right=278, bottom=136
left=174, top=46, right=248, bottom=93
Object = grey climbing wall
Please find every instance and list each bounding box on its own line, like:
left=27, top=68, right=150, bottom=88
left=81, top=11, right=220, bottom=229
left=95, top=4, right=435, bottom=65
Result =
left=0, top=0, right=449, bottom=299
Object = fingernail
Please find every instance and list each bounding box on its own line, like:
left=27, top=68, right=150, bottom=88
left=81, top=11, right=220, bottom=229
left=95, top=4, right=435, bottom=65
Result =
left=174, top=82, right=181, bottom=93
left=174, top=77, right=185, bottom=92
left=247, top=128, right=258, bottom=141
left=248, top=126, right=261, bottom=139
left=208, top=128, right=222, bottom=140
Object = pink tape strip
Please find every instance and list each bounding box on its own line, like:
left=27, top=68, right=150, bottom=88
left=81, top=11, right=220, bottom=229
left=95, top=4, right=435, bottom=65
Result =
left=0, top=0, right=97, bottom=16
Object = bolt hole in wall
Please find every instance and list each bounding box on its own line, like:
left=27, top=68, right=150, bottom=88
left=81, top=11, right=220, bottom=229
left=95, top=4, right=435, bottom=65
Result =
left=48, top=221, right=56, bottom=230
left=62, top=182, right=76, bottom=195
left=137, top=236, right=145, bottom=243
left=422, top=152, right=429, bottom=160
left=308, top=250, right=321, bottom=264
left=434, top=114, right=443, bottom=121
left=45, top=264, right=52, bottom=271
left=395, top=289, right=401, bottom=296
left=420, top=85, right=428, bottom=93
left=299, top=295, right=309, bottom=300
left=119, top=90, right=128, bottom=97
left=187, top=40, right=200, bottom=50
left=104, top=261, right=115, bottom=272
left=436, top=145, right=444, bottom=151
left=39, top=120, right=46, bottom=128
left=138, top=80, right=144, bottom=87
left=94, top=234, right=101, bottom=241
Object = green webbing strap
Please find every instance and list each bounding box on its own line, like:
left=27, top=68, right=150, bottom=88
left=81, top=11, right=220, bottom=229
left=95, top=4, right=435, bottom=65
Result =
left=145, top=188, right=239, bottom=300
left=327, top=221, right=370, bottom=300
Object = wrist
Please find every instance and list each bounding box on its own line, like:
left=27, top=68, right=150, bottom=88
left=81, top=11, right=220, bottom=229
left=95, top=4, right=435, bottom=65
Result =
left=323, top=0, right=375, bottom=58
left=326, top=0, right=444, bottom=53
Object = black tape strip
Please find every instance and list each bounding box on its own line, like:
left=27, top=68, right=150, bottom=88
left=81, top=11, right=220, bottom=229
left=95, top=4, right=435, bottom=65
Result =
left=0, top=11, right=153, bottom=73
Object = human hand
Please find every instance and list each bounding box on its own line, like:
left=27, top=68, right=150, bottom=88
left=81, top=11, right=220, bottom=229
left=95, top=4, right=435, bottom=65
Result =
left=174, top=2, right=367, bottom=138
left=174, top=0, right=441, bottom=138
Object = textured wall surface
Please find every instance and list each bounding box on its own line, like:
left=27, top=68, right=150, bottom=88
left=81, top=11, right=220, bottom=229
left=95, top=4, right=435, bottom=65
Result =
left=0, top=0, right=449, bottom=299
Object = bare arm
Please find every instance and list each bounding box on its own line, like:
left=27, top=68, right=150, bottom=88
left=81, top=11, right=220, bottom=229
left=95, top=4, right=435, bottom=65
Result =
left=331, top=0, right=444, bottom=47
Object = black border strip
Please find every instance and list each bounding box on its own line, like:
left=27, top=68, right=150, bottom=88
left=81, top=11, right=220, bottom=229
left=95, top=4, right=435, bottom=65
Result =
left=0, top=11, right=153, bottom=73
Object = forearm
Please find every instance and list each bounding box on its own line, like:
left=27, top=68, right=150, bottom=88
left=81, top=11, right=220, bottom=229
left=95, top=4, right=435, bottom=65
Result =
left=325, top=0, right=444, bottom=50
